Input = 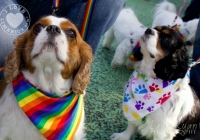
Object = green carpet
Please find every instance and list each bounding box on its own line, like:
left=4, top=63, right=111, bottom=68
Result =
left=85, top=0, right=190, bottom=139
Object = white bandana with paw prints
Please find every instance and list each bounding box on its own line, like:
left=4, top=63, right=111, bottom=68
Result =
left=123, top=67, right=190, bottom=121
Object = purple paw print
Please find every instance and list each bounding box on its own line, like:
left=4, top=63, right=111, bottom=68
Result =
left=126, top=81, right=130, bottom=90
left=135, top=101, right=145, bottom=110
left=147, top=106, right=154, bottom=112
left=162, top=81, right=172, bottom=88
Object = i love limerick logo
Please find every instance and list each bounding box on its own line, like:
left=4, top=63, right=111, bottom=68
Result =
left=0, top=4, right=30, bottom=35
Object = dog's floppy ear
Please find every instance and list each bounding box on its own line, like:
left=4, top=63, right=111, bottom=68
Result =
left=133, top=46, right=143, bottom=61
left=4, top=32, right=28, bottom=83
left=154, top=41, right=188, bottom=80
left=72, top=40, right=93, bottom=94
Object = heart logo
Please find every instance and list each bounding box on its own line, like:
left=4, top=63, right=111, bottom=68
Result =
left=6, top=13, right=23, bottom=28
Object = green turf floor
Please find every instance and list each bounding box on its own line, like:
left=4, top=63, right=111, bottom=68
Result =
left=85, top=0, right=190, bottom=139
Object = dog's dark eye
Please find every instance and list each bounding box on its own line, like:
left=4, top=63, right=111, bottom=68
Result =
left=33, top=24, right=44, bottom=34
left=161, top=36, right=169, bottom=43
left=150, top=53, right=155, bottom=58
left=65, top=29, right=76, bottom=39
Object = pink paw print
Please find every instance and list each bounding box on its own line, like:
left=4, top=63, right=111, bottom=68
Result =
left=149, top=83, right=159, bottom=92
left=132, top=77, right=136, bottom=84
left=156, top=92, right=171, bottom=105
left=143, top=93, right=151, bottom=100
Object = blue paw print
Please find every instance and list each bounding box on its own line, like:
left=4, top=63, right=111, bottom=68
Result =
left=171, top=80, right=177, bottom=85
left=124, top=93, right=131, bottom=102
left=134, top=84, right=148, bottom=94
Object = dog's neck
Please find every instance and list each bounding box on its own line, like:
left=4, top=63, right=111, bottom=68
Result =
left=139, top=39, right=156, bottom=78
left=139, top=55, right=156, bottom=79
left=22, top=66, right=73, bottom=96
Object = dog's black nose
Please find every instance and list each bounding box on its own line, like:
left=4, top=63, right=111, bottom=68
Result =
left=145, top=28, right=154, bottom=35
left=46, top=25, right=61, bottom=35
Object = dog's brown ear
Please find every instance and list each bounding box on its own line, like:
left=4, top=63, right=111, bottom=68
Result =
left=0, top=78, right=7, bottom=98
left=72, top=40, right=93, bottom=94
left=4, top=32, right=28, bottom=83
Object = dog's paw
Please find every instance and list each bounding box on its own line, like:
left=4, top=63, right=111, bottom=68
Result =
left=111, top=61, right=121, bottom=68
left=126, top=60, right=135, bottom=70
left=102, top=41, right=110, bottom=49
left=110, top=133, right=130, bottom=140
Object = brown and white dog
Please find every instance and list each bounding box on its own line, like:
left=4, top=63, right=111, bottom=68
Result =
left=111, top=26, right=200, bottom=140
left=0, top=16, right=93, bottom=140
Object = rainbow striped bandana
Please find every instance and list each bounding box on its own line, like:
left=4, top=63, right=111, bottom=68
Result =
left=13, top=74, right=83, bottom=140
left=130, top=41, right=142, bottom=61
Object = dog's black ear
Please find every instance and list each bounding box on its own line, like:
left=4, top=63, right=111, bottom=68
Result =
left=154, top=41, right=188, bottom=80
left=134, top=47, right=143, bottom=61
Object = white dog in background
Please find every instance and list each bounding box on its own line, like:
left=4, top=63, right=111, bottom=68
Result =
left=102, top=8, right=146, bottom=70
left=152, top=0, right=199, bottom=57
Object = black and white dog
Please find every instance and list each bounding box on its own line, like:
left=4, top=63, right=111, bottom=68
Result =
left=111, top=26, right=200, bottom=140
left=152, top=0, right=199, bottom=57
